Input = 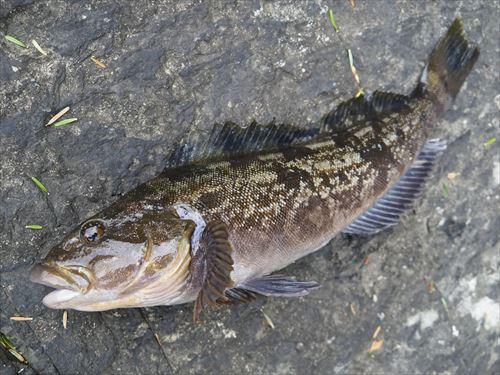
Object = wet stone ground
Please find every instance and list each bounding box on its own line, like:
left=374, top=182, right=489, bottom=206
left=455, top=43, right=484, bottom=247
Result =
left=0, top=1, right=499, bottom=374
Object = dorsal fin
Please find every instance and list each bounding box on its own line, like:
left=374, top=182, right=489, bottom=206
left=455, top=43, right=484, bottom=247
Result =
left=164, top=121, right=320, bottom=170
left=323, top=91, right=411, bottom=133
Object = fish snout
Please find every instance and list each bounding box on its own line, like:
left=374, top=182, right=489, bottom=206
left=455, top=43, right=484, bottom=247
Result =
left=29, top=263, right=92, bottom=293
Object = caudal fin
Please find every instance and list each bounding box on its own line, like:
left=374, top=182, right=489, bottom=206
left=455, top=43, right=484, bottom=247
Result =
left=418, top=17, right=479, bottom=105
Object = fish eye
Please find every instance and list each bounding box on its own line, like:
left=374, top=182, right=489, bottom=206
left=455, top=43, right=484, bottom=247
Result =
left=80, top=220, right=106, bottom=245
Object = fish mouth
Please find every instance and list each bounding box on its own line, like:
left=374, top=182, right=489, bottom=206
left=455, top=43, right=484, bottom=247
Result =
left=30, top=263, right=95, bottom=294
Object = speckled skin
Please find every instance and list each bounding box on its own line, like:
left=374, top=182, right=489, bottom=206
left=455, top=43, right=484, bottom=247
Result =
left=143, top=96, right=434, bottom=285
left=33, top=92, right=438, bottom=311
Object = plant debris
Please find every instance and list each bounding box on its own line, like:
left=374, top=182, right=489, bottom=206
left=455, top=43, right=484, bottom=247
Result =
left=53, top=117, right=78, bottom=127
left=0, top=332, right=27, bottom=364
left=442, top=183, right=449, bottom=198
left=427, top=280, right=435, bottom=294
left=30, top=176, right=49, bottom=194
left=484, top=137, right=496, bottom=146
left=46, top=106, right=70, bottom=126
left=372, top=325, right=382, bottom=339
left=91, top=56, right=107, bottom=69
left=328, top=9, right=339, bottom=32
left=25, top=225, right=43, bottom=230
left=63, top=310, right=68, bottom=329
left=31, top=39, right=47, bottom=56
left=350, top=303, right=357, bottom=315
left=447, top=172, right=460, bottom=180
left=261, top=309, right=275, bottom=330
left=347, top=49, right=364, bottom=97
left=4, top=34, right=27, bottom=48
left=10, top=317, right=33, bottom=321
left=367, top=339, right=384, bottom=353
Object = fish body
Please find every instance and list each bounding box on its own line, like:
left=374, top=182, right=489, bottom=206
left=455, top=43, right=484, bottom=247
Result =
left=30, top=18, right=479, bottom=318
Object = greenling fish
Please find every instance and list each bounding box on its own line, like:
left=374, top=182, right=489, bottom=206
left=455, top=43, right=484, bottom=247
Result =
left=30, top=18, right=479, bottom=320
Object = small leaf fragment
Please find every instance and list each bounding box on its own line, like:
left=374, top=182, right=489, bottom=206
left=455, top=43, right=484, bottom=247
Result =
left=0, top=332, right=27, bottom=364
left=31, top=176, right=49, bottom=194
left=31, top=39, right=47, bottom=56
left=10, top=317, right=33, bottom=321
left=53, top=117, right=78, bottom=127
left=328, top=9, right=339, bottom=32
left=372, top=325, right=382, bottom=339
left=25, top=225, right=43, bottom=230
left=368, top=339, right=384, bottom=353
left=442, top=183, right=449, bottom=198
left=46, top=106, right=70, bottom=126
left=4, top=34, right=27, bottom=48
left=62, top=310, right=68, bottom=329
left=261, top=309, right=275, bottom=330
left=91, top=56, right=107, bottom=68
left=484, top=137, right=496, bottom=146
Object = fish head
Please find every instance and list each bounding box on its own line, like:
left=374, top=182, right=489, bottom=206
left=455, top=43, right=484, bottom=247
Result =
left=30, top=200, right=196, bottom=311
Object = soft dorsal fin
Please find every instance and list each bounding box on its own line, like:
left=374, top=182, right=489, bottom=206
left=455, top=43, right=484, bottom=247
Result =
left=165, top=121, right=320, bottom=170
left=323, top=91, right=411, bottom=133
left=343, top=139, right=447, bottom=236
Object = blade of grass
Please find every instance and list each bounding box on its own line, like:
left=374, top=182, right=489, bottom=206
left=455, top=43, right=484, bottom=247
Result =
left=4, top=34, right=27, bottom=48
left=0, top=332, right=27, bottom=364
left=46, top=106, right=70, bottom=126
left=327, top=9, right=339, bottom=32
left=25, top=225, right=44, bottom=230
left=53, top=117, right=78, bottom=127
left=31, top=177, right=49, bottom=194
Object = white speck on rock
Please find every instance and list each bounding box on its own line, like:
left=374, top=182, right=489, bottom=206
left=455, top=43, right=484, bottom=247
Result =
left=452, top=325, right=459, bottom=337
left=12, top=66, right=19, bottom=72
left=406, top=309, right=439, bottom=330
left=222, top=328, right=237, bottom=339
left=493, top=160, right=500, bottom=187
left=470, top=297, right=500, bottom=331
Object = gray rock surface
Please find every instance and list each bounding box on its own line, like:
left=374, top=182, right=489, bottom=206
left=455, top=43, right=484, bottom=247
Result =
left=0, top=1, right=498, bottom=374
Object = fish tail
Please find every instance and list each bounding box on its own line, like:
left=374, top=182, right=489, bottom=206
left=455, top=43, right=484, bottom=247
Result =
left=415, top=17, right=479, bottom=107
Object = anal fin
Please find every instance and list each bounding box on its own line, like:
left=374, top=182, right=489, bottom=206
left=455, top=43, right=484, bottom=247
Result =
left=343, top=139, right=447, bottom=236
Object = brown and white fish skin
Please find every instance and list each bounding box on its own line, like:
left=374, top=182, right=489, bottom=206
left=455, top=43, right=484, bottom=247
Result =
left=29, top=18, right=479, bottom=317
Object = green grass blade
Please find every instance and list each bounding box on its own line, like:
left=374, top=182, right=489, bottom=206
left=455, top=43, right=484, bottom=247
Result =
left=25, top=225, right=44, bottom=230
left=31, top=176, right=49, bottom=194
left=4, top=34, right=27, bottom=48
left=327, top=9, right=339, bottom=32
left=53, top=117, right=78, bottom=127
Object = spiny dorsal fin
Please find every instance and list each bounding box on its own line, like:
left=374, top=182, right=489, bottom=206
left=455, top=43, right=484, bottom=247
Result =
left=323, top=91, right=411, bottom=133
left=343, top=139, right=447, bottom=236
left=165, top=121, right=320, bottom=170
left=191, top=221, right=234, bottom=322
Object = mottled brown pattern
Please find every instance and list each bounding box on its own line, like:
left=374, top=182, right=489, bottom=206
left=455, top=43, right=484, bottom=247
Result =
left=116, top=97, right=435, bottom=281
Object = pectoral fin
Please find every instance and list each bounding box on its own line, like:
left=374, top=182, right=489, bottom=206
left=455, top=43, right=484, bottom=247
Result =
left=224, top=274, right=320, bottom=303
left=191, top=221, right=234, bottom=322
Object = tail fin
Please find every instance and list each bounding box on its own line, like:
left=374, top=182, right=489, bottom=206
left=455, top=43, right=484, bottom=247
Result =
left=417, top=17, right=479, bottom=105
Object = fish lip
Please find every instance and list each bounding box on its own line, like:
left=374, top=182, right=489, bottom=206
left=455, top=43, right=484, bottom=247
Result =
left=29, top=263, right=92, bottom=293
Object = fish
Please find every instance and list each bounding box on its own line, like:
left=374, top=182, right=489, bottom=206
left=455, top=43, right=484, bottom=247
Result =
left=30, top=18, right=479, bottom=320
